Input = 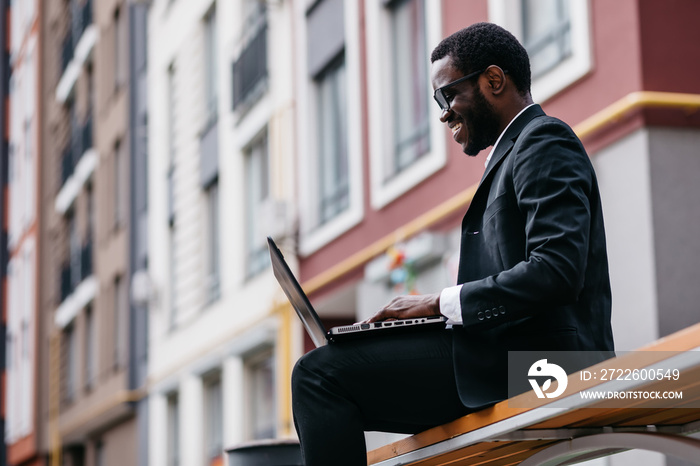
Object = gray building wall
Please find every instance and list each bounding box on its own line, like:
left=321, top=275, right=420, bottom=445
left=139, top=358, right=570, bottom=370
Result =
left=594, top=126, right=700, bottom=352
left=594, top=129, right=660, bottom=350
left=648, top=127, right=700, bottom=338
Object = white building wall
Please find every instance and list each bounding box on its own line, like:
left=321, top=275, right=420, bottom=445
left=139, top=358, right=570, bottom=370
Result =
left=5, top=0, right=38, bottom=445
left=148, top=0, right=300, bottom=463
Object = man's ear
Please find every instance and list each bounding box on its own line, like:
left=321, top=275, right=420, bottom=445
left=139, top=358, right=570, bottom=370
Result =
left=484, top=65, right=507, bottom=95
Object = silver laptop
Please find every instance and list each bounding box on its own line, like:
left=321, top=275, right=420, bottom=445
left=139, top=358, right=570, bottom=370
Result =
left=267, top=236, right=448, bottom=348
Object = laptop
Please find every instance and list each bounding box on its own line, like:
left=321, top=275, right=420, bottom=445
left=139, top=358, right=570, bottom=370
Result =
left=267, top=236, right=448, bottom=348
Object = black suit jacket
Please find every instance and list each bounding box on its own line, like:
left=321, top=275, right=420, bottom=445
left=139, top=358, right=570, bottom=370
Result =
left=452, top=105, right=614, bottom=408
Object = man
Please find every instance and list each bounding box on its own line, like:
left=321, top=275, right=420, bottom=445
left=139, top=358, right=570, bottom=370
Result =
left=292, top=22, right=613, bottom=465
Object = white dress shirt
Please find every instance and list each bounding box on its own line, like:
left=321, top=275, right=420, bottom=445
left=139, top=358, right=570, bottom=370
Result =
left=439, top=104, right=535, bottom=325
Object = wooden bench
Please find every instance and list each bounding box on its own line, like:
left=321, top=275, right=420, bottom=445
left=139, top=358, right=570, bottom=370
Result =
left=368, top=323, right=700, bottom=465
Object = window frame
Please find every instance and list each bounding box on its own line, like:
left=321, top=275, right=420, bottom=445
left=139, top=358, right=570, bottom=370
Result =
left=204, top=179, right=221, bottom=302
left=488, top=0, right=593, bottom=103
left=296, top=0, right=364, bottom=255
left=244, top=347, right=276, bottom=440
left=114, top=6, right=127, bottom=92
left=166, top=391, right=181, bottom=466
left=243, top=129, right=271, bottom=278
left=365, top=0, right=446, bottom=209
left=84, top=304, right=96, bottom=391
left=203, top=4, right=219, bottom=127
left=314, top=55, right=350, bottom=227
left=62, top=323, right=77, bottom=405
left=202, top=370, right=224, bottom=465
left=114, top=139, right=126, bottom=229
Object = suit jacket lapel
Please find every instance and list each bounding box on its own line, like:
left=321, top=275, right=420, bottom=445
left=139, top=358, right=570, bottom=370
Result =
left=462, top=105, right=546, bottom=226
left=480, top=104, right=545, bottom=184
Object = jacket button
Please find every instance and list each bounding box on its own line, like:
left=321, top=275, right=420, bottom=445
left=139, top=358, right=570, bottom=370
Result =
left=491, top=307, right=498, bottom=317
left=499, top=306, right=506, bottom=315
left=485, top=309, right=492, bottom=318
left=477, top=312, right=485, bottom=321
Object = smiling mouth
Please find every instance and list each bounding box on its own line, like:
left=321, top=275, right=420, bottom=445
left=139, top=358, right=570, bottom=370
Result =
left=451, top=122, right=463, bottom=137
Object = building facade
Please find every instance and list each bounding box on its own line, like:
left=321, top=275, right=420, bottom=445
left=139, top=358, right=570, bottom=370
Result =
left=293, top=0, right=700, bottom=463
left=0, top=3, right=9, bottom=465
left=5, top=0, right=42, bottom=465
left=36, top=0, right=148, bottom=465
left=147, top=1, right=299, bottom=465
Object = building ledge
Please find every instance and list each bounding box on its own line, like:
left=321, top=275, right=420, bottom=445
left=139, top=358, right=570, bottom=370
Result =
left=56, top=275, right=98, bottom=329
left=55, top=148, right=98, bottom=215
left=56, top=24, right=98, bottom=103
left=59, top=388, right=143, bottom=444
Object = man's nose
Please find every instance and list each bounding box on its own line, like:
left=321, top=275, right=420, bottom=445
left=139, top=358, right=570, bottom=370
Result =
left=439, top=107, right=452, bottom=123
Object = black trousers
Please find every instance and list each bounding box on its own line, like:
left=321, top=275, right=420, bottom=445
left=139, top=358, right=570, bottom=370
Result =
left=291, top=329, right=472, bottom=466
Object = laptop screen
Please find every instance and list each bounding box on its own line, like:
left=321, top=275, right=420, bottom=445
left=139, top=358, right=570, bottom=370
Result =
left=267, top=237, right=329, bottom=348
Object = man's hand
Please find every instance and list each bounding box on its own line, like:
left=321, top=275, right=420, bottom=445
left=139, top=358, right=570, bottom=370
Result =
left=362, top=293, right=441, bottom=323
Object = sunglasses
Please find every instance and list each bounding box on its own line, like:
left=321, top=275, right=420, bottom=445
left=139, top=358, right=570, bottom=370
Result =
left=433, top=69, right=485, bottom=112
left=433, top=67, right=508, bottom=111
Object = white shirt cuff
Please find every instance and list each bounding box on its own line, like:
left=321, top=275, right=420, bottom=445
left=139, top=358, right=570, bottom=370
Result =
left=439, top=285, right=463, bottom=325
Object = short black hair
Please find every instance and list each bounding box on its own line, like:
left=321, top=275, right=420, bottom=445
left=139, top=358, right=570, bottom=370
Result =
left=431, top=22, right=531, bottom=96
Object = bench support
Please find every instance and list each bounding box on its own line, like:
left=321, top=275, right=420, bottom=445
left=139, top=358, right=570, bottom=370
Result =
left=518, top=432, right=700, bottom=466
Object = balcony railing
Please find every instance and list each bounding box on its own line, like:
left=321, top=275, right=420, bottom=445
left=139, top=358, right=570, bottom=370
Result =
left=231, top=8, right=268, bottom=111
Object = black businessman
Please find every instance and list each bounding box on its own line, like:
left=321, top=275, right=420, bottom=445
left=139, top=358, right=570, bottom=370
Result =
left=291, top=22, right=614, bottom=466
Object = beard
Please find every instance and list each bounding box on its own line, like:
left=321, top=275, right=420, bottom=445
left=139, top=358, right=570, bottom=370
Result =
left=463, top=87, right=502, bottom=156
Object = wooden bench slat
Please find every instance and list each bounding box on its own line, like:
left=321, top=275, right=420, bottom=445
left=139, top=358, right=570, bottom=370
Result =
left=402, top=440, right=559, bottom=466
left=367, top=405, right=532, bottom=463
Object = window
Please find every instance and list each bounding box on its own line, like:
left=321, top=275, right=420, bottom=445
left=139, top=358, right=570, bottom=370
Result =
left=167, top=63, right=177, bottom=172
left=521, top=0, right=572, bottom=78
left=245, top=348, right=276, bottom=440
left=168, top=226, right=177, bottom=328
left=84, top=305, right=96, bottom=390
left=205, top=180, right=221, bottom=302
left=488, top=0, right=592, bottom=102
left=298, top=0, right=363, bottom=254
left=231, top=0, right=267, bottom=112
left=63, top=324, right=77, bottom=404
left=166, top=391, right=180, bottom=466
left=203, top=371, right=223, bottom=465
left=96, top=441, right=105, bottom=466
left=315, top=57, right=349, bottom=226
left=389, top=0, right=430, bottom=177
left=365, top=0, right=445, bottom=208
left=114, top=276, right=127, bottom=369
left=114, top=140, right=126, bottom=228
left=167, top=63, right=178, bottom=326
left=69, top=211, right=81, bottom=289
left=204, top=5, right=218, bottom=126
left=244, top=131, right=270, bottom=277
left=114, top=6, right=127, bottom=90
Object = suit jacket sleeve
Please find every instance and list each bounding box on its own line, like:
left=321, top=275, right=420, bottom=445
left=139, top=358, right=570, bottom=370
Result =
left=459, top=118, right=595, bottom=327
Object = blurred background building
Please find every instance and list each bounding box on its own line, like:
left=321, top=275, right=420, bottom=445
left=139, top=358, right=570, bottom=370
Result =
left=5, top=0, right=41, bottom=465
left=1, top=1, right=699, bottom=466
left=146, top=0, right=298, bottom=465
